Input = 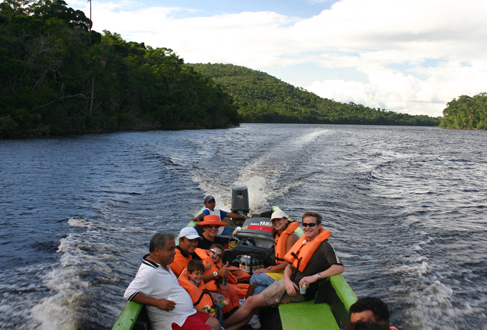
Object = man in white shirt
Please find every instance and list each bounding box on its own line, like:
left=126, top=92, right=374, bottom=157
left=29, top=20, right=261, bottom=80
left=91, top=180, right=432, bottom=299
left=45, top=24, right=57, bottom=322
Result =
left=124, top=232, right=220, bottom=330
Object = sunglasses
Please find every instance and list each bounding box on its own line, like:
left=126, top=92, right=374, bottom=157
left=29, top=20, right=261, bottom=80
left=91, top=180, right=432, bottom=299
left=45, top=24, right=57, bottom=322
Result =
left=206, top=225, right=220, bottom=229
left=210, top=249, right=222, bottom=258
left=206, top=200, right=216, bottom=203
left=271, top=218, right=285, bottom=223
left=302, top=223, right=317, bottom=227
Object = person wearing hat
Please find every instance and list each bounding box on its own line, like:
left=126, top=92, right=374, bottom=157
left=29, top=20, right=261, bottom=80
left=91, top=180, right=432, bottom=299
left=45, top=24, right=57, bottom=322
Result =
left=245, top=210, right=300, bottom=329
left=196, top=215, right=228, bottom=251
left=191, top=196, right=250, bottom=222
left=170, top=227, right=202, bottom=277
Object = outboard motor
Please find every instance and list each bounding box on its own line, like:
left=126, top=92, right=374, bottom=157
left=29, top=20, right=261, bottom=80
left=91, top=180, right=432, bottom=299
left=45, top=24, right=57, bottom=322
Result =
left=231, top=186, right=250, bottom=218
left=235, top=217, right=274, bottom=249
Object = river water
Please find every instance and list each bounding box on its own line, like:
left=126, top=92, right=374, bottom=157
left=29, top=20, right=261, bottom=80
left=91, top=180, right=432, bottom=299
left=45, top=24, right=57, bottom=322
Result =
left=1, top=124, right=486, bottom=330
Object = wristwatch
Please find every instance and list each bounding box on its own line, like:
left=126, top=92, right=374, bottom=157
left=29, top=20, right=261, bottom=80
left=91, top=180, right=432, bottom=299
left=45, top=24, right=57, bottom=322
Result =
left=213, top=271, right=218, bottom=278
left=316, top=273, right=322, bottom=280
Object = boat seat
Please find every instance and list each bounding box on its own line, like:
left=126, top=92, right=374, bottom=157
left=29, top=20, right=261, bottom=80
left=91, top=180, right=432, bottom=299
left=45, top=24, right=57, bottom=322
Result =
left=278, top=300, right=340, bottom=330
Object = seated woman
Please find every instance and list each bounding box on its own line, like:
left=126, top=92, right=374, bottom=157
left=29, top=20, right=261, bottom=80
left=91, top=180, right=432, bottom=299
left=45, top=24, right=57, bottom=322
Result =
left=249, top=210, right=299, bottom=294
left=246, top=210, right=299, bottom=329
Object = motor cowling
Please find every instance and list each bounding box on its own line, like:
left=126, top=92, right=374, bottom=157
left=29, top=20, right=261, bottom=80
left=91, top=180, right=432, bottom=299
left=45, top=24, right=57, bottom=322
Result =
left=231, top=186, right=250, bottom=216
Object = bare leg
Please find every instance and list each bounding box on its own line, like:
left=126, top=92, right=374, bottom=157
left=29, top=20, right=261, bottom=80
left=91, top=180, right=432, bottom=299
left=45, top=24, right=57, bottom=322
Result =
left=227, top=311, right=259, bottom=330
left=224, top=294, right=268, bottom=329
left=205, top=316, right=220, bottom=330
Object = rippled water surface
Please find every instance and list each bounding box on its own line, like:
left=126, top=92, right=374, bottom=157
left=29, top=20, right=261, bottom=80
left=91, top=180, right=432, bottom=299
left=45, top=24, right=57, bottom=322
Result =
left=1, top=124, right=486, bottom=329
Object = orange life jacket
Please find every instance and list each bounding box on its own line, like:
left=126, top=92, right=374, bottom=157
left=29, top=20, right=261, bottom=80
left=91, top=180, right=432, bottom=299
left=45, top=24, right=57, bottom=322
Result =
left=194, top=248, right=241, bottom=290
left=195, top=248, right=242, bottom=310
left=274, top=222, right=300, bottom=264
left=284, top=228, right=331, bottom=272
left=195, top=248, right=220, bottom=292
left=170, top=247, right=192, bottom=277
left=177, top=268, right=215, bottom=317
left=194, top=248, right=210, bottom=261
left=227, top=266, right=251, bottom=283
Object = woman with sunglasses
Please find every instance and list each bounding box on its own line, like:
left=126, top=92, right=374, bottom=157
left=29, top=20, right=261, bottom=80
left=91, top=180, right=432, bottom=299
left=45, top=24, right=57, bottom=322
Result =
left=196, top=215, right=228, bottom=250
left=246, top=210, right=300, bottom=329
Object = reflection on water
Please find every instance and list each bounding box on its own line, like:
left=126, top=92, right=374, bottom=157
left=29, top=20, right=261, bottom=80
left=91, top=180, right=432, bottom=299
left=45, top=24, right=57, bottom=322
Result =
left=1, top=125, right=486, bottom=329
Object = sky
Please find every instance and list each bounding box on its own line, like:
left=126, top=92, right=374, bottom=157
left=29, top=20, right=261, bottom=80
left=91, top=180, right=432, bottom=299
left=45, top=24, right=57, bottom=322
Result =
left=67, top=0, right=487, bottom=117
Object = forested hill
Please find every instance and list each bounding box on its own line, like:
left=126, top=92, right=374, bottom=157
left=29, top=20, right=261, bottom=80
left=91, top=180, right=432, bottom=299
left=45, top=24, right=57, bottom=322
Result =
left=188, top=63, right=441, bottom=126
left=439, top=93, right=487, bottom=129
left=0, top=0, right=239, bottom=138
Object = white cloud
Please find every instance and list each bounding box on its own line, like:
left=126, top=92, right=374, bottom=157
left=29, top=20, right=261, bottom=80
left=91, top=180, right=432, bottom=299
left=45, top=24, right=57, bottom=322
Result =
left=309, top=61, right=487, bottom=116
left=69, top=0, right=487, bottom=116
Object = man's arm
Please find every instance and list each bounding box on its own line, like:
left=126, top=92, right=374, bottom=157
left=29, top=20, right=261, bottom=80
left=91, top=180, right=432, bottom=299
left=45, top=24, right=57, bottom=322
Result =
left=131, top=292, right=176, bottom=311
left=299, top=264, right=344, bottom=288
left=226, top=212, right=250, bottom=220
left=283, top=264, right=299, bottom=296
left=202, top=262, right=229, bottom=283
left=191, top=212, right=206, bottom=221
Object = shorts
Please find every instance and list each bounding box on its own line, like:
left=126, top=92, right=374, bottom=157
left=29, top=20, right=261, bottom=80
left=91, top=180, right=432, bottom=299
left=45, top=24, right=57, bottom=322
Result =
left=172, top=312, right=212, bottom=330
left=261, top=279, right=306, bottom=307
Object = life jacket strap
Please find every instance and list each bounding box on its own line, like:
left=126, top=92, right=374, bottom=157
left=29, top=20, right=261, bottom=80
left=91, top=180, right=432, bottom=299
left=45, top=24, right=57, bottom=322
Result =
left=193, top=288, right=211, bottom=306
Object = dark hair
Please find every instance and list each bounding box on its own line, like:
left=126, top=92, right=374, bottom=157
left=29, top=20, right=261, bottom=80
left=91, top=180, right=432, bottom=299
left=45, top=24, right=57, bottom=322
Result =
left=343, top=321, right=390, bottom=330
left=149, top=232, right=175, bottom=252
left=210, top=243, right=224, bottom=253
left=302, top=212, right=322, bottom=225
left=271, top=219, right=294, bottom=239
left=349, top=297, right=390, bottom=323
left=187, top=259, right=205, bottom=273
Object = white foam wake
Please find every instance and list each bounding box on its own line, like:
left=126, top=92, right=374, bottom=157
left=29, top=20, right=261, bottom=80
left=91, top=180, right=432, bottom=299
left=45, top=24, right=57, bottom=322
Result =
left=30, top=217, right=117, bottom=330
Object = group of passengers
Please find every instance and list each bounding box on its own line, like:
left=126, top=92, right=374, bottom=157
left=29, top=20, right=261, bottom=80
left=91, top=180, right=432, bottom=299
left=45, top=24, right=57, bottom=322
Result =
left=124, top=196, right=398, bottom=330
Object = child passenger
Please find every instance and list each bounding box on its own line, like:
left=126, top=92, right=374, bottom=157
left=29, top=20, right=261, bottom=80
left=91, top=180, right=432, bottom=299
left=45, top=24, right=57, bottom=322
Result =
left=196, top=244, right=241, bottom=315
left=178, top=260, right=219, bottom=316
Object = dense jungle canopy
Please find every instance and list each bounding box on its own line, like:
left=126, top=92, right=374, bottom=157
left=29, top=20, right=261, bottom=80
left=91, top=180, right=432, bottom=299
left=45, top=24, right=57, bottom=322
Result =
left=1, top=0, right=442, bottom=138
left=439, top=93, right=487, bottom=129
left=0, top=0, right=239, bottom=137
left=188, top=64, right=441, bottom=126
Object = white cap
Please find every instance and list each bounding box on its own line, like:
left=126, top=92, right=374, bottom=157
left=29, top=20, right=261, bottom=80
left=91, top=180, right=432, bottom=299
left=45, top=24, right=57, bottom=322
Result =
left=271, top=210, right=289, bottom=220
left=179, top=227, right=201, bottom=240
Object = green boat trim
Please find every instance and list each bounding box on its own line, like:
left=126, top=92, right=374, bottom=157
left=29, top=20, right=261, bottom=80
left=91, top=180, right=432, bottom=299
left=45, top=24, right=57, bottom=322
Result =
left=112, top=301, right=143, bottom=330
left=279, top=274, right=357, bottom=330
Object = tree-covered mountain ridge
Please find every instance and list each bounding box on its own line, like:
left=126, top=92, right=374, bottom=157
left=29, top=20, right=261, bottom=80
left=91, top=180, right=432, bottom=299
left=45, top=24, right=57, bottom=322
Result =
left=188, top=63, right=441, bottom=126
left=1, top=0, right=448, bottom=139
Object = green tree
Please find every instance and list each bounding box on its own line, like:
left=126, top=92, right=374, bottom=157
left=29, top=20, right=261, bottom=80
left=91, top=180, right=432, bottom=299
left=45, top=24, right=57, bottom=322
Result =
left=439, top=93, right=487, bottom=129
left=188, top=63, right=441, bottom=126
left=0, top=0, right=240, bottom=137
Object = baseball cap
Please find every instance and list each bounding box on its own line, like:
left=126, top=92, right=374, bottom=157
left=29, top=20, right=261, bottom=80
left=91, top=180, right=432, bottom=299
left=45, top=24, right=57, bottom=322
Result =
left=204, top=195, right=215, bottom=202
left=179, top=227, right=201, bottom=240
left=270, top=210, right=289, bottom=220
